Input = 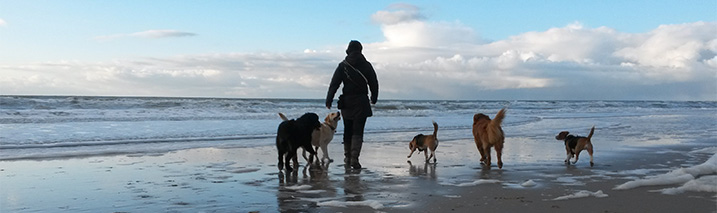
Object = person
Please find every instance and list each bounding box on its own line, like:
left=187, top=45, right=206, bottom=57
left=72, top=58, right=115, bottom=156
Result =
left=326, top=40, right=379, bottom=169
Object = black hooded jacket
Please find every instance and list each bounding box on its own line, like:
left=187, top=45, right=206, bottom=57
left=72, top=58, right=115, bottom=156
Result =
left=325, top=41, right=379, bottom=119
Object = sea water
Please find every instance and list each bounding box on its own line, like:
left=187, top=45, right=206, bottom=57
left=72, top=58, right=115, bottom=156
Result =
left=1, top=96, right=715, bottom=160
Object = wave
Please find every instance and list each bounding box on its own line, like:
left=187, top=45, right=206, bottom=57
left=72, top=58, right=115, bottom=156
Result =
left=1, top=96, right=715, bottom=160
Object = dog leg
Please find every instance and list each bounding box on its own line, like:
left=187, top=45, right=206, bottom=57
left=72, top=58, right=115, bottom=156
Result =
left=424, top=150, right=429, bottom=163
left=292, top=154, right=300, bottom=171
left=495, top=144, right=503, bottom=169
left=564, top=149, right=572, bottom=164
left=429, top=149, right=436, bottom=163
left=572, top=151, right=581, bottom=165
left=278, top=153, right=284, bottom=171
left=305, top=145, right=317, bottom=165
left=483, top=145, right=492, bottom=167
left=588, top=146, right=594, bottom=167
left=302, top=149, right=309, bottom=162
left=321, top=145, right=332, bottom=163
left=407, top=147, right=417, bottom=159
left=285, top=151, right=295, bottom=173
left=565, top=153, right=574, bottom=164
left=475, top=141, right=486, bottom=163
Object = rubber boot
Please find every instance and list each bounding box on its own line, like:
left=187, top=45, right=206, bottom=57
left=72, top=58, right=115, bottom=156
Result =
left=350, top=135, right=363, bottom=169
left=343, top=138, right=352, bottom=165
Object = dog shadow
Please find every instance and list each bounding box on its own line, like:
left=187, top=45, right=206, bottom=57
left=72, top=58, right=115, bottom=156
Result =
left=407, top=160, right=437, bottom=179
left=477, top=165, right=504, bottom=179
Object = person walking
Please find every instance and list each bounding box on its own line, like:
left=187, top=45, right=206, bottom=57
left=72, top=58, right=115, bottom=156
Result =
left=326, top=40, right=379, bottom=169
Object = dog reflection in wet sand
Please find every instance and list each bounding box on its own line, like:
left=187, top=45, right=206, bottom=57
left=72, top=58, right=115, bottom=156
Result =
left=407, top=121, right=439, bottom=163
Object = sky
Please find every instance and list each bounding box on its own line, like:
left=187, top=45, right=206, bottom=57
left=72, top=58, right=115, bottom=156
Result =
left=1, top=1, right=716, bottom=100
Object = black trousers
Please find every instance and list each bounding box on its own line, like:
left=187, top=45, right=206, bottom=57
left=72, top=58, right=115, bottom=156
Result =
left=342, top=116, right=367, bottom=160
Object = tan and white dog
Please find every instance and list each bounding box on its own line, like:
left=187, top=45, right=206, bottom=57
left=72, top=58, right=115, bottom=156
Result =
left=555, top=126, right=595, bottom=167
left=472, top=108, right=507, bottom=169
left=279, top=112, right=341, bottom=163
left=407, top=121, right=439, bottom=163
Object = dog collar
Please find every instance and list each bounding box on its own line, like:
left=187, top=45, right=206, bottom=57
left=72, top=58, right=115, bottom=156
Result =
left=325, top=122, right=337, bottom=132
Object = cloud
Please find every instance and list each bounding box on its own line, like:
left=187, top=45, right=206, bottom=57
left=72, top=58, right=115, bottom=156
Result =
left=372, top=5, right=482, bottom=48
left=371, top=3, right=425, bottom=25
left=95, top=29, right=197, bottom=41
left=0, top=18, right=6, bottom=26
left=2, top=5, right=715, bottom=100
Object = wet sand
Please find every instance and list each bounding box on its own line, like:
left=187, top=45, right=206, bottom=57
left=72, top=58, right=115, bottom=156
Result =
left=1, top=137, right=715, bottom=212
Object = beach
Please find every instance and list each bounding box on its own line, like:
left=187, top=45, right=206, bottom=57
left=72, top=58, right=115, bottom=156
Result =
left=2, top=138, right=715, bottom=212
left=1, top=97, right=716, bottom=212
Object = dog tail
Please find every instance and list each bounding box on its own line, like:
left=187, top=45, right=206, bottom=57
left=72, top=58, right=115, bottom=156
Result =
left=492, top=108, right=507, bottom=127
left=278, top=113, right=289, bottom=121
left=432, top=121, right=438, bottom=138
left=587, top=125, right=595, bottom=140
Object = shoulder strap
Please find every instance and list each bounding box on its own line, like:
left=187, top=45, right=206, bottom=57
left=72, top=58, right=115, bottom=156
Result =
left=341, top=60, right=369, bottom=92
left=343, top=60, right=369, bottom=83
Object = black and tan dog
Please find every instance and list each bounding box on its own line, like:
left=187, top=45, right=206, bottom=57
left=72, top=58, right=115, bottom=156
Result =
left=555, top=126, right=595, bottom=167
left=472, top=108, right=507, bottom=169
left=276, top=113, right=321, bottom=173
left=407, top=121, right=439, bottom=163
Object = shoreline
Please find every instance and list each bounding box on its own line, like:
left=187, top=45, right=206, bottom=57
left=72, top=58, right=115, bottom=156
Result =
left=1, top=137, right=715, bottom=212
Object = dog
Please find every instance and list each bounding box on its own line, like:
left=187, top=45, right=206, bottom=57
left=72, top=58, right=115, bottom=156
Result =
left=472, top=108, right=507, bottom=169
left=407, top=121, right=439, bottom=163
left=556, top=126, right=595, bottom=167
left=276, top=113, right=321, bottom=173
left=279, top=112, right=341, bottom=163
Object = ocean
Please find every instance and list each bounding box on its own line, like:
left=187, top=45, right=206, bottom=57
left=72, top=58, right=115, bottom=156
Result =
left=1, top=96, right=715, bottom=160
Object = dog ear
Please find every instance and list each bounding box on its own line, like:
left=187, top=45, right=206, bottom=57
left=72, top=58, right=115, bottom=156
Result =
left=556, top=131, right=569, bottom=140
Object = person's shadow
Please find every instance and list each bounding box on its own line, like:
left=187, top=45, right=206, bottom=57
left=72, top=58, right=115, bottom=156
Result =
left=343, top=168, right=364, bottom=201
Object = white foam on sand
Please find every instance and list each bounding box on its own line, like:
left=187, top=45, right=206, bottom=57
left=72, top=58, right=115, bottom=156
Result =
left=298, top=190, right=327, bottom=194
left=614, top=153, right=717, bottom=195
left=442, top=179, right=501, bottom=187
left=552, top=190, right=608, bottom=201
left=284, top=184, right=312, bottom=191
left=521, top=179, right=537, bottom=187
left=317, top=200, right=384, bottom=209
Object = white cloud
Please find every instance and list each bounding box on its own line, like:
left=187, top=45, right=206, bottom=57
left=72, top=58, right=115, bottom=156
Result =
left=371, top=3, right=424, bottom=25
left=2, top=5, right=715, bottom=100
left=0, top=18, right=6, bottom=26
left=95, top=29, right=197, bottom=41
left=130, top=30, right=197, bottom=38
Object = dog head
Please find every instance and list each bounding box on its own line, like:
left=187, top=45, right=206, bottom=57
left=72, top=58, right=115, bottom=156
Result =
left=324, top=111, right=341, bottom=124
left=556, top=131, right=570, bottom=140
left=473, top=113, right=490, bottom=125
left=408, top=138, right=417, bottom=150
left=409, top=134, right=425, bottom=150
left=297, top=113, right=321, bottom=130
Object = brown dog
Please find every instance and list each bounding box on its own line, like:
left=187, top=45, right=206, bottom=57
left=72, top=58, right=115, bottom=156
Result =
left=472, top=108, right=507, bottom=168
left=556, top=126, right=595, bottom=167
left=407, top=121, right=439, bottom=163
